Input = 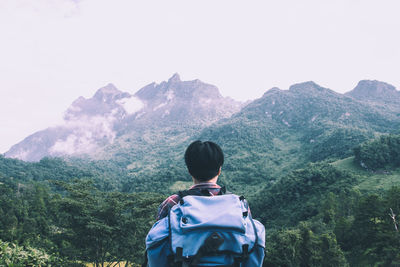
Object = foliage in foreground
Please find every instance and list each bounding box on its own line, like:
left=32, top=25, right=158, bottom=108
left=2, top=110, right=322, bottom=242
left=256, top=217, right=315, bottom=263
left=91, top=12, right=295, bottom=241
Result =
left=0, top=239, right=65, bottom=267
left=0, top=177, right=164, bottom=266
left=53, top=180, right=165, bottom=266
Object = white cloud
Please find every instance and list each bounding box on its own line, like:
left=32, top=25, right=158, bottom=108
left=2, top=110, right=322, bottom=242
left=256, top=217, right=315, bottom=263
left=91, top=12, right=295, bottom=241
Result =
left=50, top=132, right=99, bottom=155
left=116, top=97, right=144, bottom=115
left=49, top=114, right=117, bottom=155
left=50, top=134, right=79, bottom=154
left=8, top=149, right=30, bottom=161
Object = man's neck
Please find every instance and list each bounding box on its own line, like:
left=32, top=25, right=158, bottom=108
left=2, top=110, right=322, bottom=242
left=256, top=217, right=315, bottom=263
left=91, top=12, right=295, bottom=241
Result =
left=192, top=175, right=218, bottom=185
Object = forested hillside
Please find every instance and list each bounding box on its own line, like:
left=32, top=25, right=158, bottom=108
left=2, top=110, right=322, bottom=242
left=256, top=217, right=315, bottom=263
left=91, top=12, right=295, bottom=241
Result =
left=2, top=78, right=400, bottom=266
left=2, top=135, right=400, bottom=266
left=248, top=135, right=400, bottom=266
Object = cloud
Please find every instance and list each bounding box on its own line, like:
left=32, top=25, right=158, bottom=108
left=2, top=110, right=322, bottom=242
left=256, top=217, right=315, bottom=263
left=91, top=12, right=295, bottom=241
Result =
left=49, top=114, right=117, bottom=155
left=9, top=149, right=30, bottom=161
left=116, top=96, right=144, bottom=115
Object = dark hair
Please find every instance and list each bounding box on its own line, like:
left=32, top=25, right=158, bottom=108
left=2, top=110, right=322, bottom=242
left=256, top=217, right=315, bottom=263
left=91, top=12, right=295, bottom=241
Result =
left=184, top=140, right=224, bottom=182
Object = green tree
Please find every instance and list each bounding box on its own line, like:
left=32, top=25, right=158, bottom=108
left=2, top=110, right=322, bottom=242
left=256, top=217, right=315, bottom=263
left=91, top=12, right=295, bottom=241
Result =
left=54, top=179, right=164, bottom=266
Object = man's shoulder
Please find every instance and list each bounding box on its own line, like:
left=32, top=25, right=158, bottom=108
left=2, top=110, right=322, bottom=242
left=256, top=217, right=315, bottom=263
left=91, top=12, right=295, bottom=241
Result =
left=156, top=194, right=180, bottom=221
left=161, top=194, right=180, bottom=206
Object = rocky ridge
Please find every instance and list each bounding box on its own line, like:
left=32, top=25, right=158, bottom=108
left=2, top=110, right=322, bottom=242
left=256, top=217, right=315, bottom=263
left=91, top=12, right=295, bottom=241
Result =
left=5, top=74, right=241, bottom=161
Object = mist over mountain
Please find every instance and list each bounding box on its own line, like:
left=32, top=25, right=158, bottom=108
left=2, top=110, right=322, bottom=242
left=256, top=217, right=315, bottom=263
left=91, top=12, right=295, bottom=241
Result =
left=4, top=76, right=400, bottom=176
left=5, top=74, right=241, bottom=161
left=116, top=73, right=242, bottom=132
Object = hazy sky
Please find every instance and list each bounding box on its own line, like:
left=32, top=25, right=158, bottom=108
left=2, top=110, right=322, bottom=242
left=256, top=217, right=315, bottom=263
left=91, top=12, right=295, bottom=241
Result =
left=1, top=0, right=400, bottom=153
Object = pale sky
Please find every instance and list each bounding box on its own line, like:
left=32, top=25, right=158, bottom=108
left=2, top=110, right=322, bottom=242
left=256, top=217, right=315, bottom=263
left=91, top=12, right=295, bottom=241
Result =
left=1, top=0, right=399, bottom=153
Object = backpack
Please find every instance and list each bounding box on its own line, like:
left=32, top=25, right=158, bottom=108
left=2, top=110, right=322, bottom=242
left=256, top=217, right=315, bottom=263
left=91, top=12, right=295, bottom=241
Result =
left=144, top=188, right=265, bottom=266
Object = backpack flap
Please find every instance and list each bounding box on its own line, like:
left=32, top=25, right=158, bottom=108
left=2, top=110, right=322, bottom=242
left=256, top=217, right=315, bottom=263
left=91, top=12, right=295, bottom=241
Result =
left=177, top=194, right=246, bottom=232
left=146, top=217, right=170, bottom=249
left=169, top=194, right=256, bottom=258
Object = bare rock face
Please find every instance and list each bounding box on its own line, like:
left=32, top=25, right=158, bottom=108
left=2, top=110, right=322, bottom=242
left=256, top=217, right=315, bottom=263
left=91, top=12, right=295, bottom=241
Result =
left=64, top=83, right=132, bottom=120
left=9, top=75, right=399, bottom=163
left=5, top=74, right=242, bottom=161
left=127, top=73, right=241, bottom=129
left=345, top=80, right=400, bottom=104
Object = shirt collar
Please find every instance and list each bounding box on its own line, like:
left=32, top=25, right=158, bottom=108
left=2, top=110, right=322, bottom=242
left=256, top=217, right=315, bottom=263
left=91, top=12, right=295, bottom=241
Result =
left=189, top=182, right=221, bottom=189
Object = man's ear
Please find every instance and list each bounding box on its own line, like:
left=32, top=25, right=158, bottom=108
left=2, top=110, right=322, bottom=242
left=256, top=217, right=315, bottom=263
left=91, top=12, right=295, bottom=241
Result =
left=218, top=167, right=222, bottom=176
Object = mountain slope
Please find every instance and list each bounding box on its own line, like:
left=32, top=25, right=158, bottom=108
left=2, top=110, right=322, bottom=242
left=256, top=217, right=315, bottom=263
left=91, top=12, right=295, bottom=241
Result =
left=5, top=74, right=241, bottom=162
left=5, top=77, right=400, bottom=195
left=196, top=81, right=400, bottom=192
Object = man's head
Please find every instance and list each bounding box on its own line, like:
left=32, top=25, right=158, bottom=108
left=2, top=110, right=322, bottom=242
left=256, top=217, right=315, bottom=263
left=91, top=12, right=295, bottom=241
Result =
left=184, top=140, right=224, bottom=182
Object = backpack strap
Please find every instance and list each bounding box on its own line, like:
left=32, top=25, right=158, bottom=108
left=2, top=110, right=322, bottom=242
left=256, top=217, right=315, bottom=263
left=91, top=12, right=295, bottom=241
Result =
left=232, top=244, right=249, bottom=266
left=170, top=246, right=192, bottom=267
left=237, top=195, right=260, bottom=255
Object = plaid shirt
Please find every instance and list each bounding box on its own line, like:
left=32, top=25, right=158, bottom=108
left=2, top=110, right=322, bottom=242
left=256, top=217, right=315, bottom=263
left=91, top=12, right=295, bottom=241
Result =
left=156, top=183, right=222, bottom=221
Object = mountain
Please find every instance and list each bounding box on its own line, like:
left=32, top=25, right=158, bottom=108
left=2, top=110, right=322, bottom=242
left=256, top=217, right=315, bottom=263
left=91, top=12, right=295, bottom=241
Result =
left=345, top=80, right=400, bottom=106
left=5, top=77, right=400, bottom=193
left=115, top=73, right=241, bottom=134
left=5, top=74, right=241, bottom=162
left=3, top=78, right=400, bottom=266
left=196, top=81, right=400, bottom=192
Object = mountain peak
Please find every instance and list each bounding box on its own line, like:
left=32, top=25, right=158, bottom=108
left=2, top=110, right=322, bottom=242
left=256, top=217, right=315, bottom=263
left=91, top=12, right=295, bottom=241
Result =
left=346, top=80, right=399, bottom=102
left=136, top=73, right=223, bottom=101
left=262, top=87, right=282, bottom=97
left=168, top=73, right=181, bottom=83
left=94, top=83, right=122, bottom=100
left=289, top=81, right=322, bottom=92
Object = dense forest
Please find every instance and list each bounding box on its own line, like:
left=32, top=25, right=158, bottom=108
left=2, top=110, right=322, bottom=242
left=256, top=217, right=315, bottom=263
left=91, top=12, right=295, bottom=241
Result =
left=0, top=171, right=164, bottom=266
left=1, top=135, right=400, bottom=266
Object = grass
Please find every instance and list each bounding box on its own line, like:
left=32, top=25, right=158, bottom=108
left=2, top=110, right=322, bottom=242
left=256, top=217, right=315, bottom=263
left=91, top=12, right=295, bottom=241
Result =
left=332, top=156, right=400, bottom=193
left=331, top=157, right=365, bottom=173
left=355, top=169, right=400, bottom=192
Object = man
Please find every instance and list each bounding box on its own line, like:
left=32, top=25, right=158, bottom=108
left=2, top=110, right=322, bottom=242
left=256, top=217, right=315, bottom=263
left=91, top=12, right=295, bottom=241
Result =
left=145, top=140, right=265, bottom=266
left=156, top=140, right=224, bottom=221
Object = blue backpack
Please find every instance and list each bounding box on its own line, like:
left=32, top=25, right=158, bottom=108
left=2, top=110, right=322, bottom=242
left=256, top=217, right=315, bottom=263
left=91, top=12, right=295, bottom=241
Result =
left=144, top=189, right=265, bottom=266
